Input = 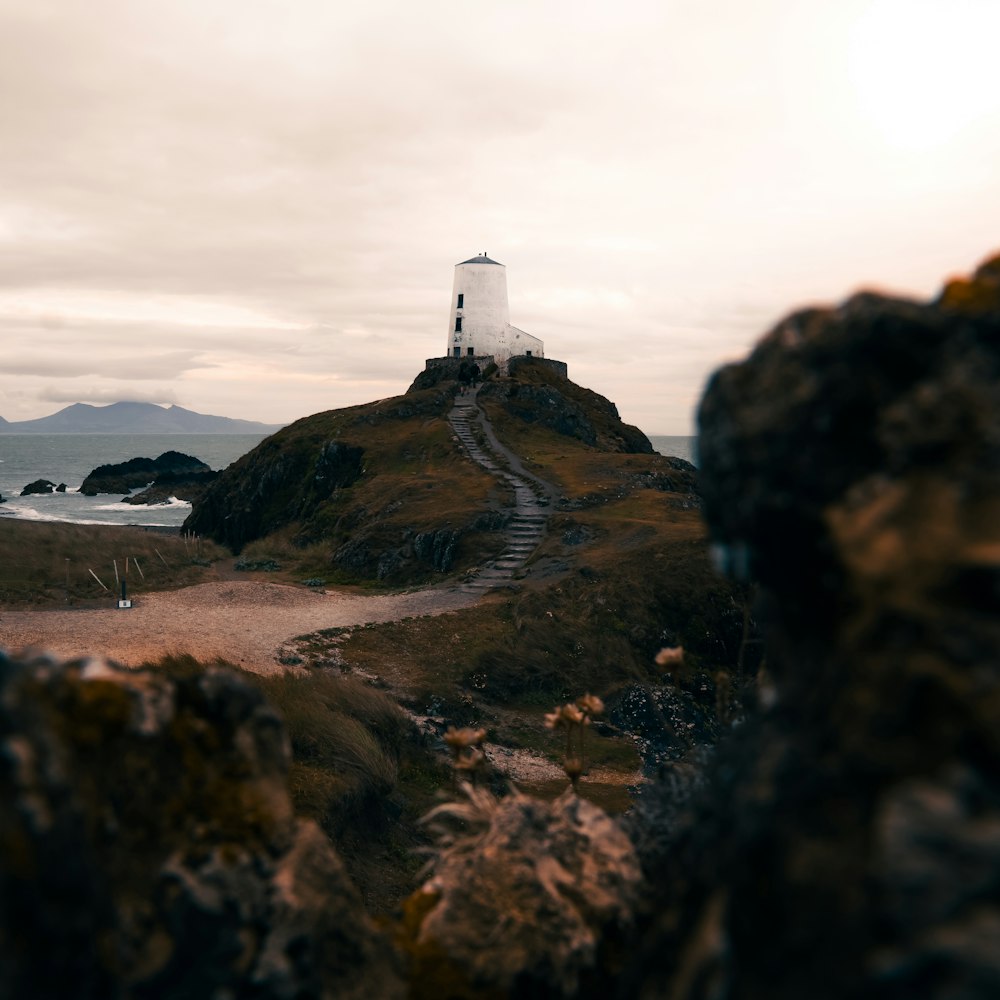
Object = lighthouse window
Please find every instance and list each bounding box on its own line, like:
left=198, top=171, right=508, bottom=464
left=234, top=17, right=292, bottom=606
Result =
left=457, top=293, right=464, bottom=308
left=454, top=317, right=462, bottom=332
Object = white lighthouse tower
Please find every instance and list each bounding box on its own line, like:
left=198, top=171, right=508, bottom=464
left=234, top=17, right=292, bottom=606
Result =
left=447, top=253, right=543, bottom=364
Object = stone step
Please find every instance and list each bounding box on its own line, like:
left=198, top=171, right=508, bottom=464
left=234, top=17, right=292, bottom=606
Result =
left=449, top=397, right=551, bottom=594
left=464, top=574, right=509, bottom=584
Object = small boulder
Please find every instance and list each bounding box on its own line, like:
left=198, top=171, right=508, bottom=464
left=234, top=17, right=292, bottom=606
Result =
left=20, top=478, right=56, bottom=496
left=123, top=471, right=219, bottom=506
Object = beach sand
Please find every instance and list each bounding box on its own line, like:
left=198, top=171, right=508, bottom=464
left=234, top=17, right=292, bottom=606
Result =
left=0, top=580, right=478, bottom=671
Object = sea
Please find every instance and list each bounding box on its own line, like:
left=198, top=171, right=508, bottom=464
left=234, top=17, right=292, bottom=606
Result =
left=0, top=434, right=269, bottom=529
left=0, top=432, right=697, bottom=529
left=648, top=435, right=697, bottom=468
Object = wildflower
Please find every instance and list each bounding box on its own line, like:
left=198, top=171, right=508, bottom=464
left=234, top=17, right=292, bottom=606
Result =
left=655, top=646, right=685, bottom=668
left=577, top=693, right=604, bottom=717
left=443, top=726, right=486, bottom=751
left=559, top=703, right=585, bottom=726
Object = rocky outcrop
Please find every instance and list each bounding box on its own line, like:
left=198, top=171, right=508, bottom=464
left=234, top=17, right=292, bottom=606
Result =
left=122, top=470, right=220, bottom=506
left=185, top=438, right=365, bottom=552
left=0, top=651, right=404, bottom=999
left=623, top=255, right=1000, bottom=998
left=80, top=451, right=211, bottom=495
left=20, top=478, right=57, bottom=496
left=408, top=358, right=486, bottom=392
left=479, top=372, right=653, bottom=453
left=182, top=387, right=489, bottom=578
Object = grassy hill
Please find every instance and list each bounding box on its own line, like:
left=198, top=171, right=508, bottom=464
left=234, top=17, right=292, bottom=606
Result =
left=183, top=385, right=503, bottom=584
left=183, top=364, right=686, bottom=586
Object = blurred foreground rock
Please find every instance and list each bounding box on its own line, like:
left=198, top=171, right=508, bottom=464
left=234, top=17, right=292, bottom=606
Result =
left=624, top=255, right=1000, bottom=998
left=0, top=652, right=403, bottom=1000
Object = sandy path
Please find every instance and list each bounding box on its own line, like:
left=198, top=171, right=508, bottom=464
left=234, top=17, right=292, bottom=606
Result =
left=0, top=582, right=643, bottom=791
left=0, top=581, right=478, bottom=671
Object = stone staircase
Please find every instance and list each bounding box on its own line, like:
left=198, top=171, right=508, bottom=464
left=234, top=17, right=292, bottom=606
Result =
left=448, top=386, right=552, bottom=593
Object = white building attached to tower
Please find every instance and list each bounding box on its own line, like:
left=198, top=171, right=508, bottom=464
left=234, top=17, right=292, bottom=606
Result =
left=447, top=254, right=544, bottom=364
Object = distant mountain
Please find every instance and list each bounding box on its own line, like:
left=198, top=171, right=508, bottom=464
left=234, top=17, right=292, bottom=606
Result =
left=0, top=402, right=285, bottom=435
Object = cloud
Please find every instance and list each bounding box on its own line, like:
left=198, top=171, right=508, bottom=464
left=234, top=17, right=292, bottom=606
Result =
left=0, top=351, right=204, bottom=381
left=38, top=385, right=180, bottom=406
left=1, top=1, right=999, bottom=430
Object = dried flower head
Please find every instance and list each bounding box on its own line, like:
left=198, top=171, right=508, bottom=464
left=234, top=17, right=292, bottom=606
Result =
left=577, top=693, right=604, bottom=717
left=559, top=703, right=585, bottom=726
left=443, top=726, right=487, bottom=752
left=655, top=646, right=685, bottom=668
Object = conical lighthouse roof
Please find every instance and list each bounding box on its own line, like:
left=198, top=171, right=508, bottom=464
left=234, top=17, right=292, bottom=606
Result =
left=458, top=254, right=503, bottom=266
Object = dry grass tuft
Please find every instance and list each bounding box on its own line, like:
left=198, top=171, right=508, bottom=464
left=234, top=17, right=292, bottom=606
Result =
left=0, top=521, right=228, bottom=605
left=143, top=653, right=448, bottom=911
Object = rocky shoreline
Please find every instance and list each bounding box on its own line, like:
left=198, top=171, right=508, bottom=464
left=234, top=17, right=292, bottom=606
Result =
left=16, top=451, right=219, bottom=507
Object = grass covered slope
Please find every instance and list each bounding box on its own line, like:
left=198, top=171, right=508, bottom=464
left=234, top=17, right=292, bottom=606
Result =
left=183, top=386, right=501, bottom=585
left=0, top=521, right=228, bottom=605
left=182, top=366, right=669, bottom=587
left=481, top=358, right=653, bottom=456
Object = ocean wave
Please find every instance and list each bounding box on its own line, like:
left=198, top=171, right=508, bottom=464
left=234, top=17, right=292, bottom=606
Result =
left=0, top=493, right=191, bottom=528
left=0, top=505, right=106, bottom=525
left=92, top=497, right=191, bottom=510
left=2, top=509, right=184, bottom=527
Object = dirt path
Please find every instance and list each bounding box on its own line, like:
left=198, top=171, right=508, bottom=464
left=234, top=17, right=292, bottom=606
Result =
left=0, top=581, right=477, bottom=671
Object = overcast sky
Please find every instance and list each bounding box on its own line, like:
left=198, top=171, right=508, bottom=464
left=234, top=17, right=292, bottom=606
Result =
left=2, top=0, right=999, bottom=433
